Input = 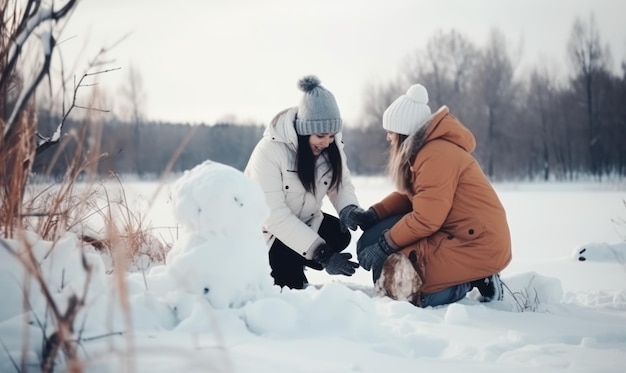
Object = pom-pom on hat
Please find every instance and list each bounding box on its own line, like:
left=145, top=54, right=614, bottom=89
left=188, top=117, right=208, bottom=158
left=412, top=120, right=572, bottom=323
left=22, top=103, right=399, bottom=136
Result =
left=295, top=75, right=342, bottom=135
left=382, top=84, right=432, bottom=136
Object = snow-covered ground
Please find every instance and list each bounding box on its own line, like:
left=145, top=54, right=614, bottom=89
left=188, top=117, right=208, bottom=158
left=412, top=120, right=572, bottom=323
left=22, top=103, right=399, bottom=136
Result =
left=1, top=162, right=625, bottom=373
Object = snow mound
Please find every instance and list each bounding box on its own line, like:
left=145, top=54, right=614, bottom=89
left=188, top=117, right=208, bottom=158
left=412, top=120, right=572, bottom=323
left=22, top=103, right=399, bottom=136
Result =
left=573, top=241, right=626, bottom=263
left=0, top=232, right=107, bottom=323
left=500, top=271, right=564, bottom=312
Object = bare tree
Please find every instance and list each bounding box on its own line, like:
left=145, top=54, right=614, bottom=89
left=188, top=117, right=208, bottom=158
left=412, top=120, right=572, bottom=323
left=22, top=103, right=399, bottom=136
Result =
left=617, top=63, right=626, bottom=174
left=114, top=64, right=146, bottom=174
left=526, top=67, right=567, bottom=181
left=473, top=28, right=520, bottom=178
left=347, top=79, right=404, bottom=174
left=117, top=64, right=146, bottom=124
left=567, top=13, right=612, bottom=178
left=414, top=29, right=479, bottom=112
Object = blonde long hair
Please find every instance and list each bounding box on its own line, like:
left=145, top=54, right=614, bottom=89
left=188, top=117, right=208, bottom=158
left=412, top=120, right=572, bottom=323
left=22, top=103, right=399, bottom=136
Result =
left=386, top=123, right=430, bottom=195
left=386, top=133, right=413, bottom=194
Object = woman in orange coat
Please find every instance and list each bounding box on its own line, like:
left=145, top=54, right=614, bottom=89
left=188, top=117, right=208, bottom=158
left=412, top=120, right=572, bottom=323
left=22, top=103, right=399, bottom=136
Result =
left=354, top=83, right=512, bottom=308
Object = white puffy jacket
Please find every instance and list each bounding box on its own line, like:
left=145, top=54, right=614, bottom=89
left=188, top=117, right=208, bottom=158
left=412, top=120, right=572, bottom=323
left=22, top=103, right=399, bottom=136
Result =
left=244, top=107, right=359, bottom=259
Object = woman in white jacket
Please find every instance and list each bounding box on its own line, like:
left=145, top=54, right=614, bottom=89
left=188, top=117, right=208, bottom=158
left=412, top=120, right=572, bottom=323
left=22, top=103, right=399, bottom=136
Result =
left=245, top=76, right=374, bottom=289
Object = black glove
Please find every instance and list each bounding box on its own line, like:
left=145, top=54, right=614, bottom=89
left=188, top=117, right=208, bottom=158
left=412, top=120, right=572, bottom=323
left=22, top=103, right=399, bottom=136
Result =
left=339, top=205, right=380, bottom=232
left=313, top=244, right=359, bottom=276
left=357, top=231, right=395, bottom=271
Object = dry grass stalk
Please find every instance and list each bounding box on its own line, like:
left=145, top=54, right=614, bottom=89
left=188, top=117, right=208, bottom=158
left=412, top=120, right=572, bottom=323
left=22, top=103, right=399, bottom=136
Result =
left=0, top=101, right=37, bottom=239
left=1, top=3, right=190, bottom=369
left=2, top=2, right=126, bottom=370
left=0, top=231, right=92, bottom=373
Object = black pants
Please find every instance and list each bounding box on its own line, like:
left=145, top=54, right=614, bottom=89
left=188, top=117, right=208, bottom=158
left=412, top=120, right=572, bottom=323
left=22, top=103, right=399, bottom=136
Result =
left=269, top=213, right=351, bottom=289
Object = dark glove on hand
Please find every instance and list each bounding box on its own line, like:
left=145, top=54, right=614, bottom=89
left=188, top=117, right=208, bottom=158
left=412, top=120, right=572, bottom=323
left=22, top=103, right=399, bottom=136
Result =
left=357, top=231, right=395, bottom=271
left=339, top=205, right=380, bottom=232
left=313, top=244, right=359, bottom=276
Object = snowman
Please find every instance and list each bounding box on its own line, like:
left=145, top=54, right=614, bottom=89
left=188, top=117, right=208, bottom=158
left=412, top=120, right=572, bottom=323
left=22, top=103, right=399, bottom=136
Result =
left=165, top=160, right=274, bottom=309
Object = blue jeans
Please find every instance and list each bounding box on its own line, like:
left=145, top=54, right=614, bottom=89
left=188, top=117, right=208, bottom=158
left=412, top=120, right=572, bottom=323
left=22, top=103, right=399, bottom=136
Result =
left=357, top=215, right=403, bottom=282
left=357, top=214, right=470, bottom=308
left=421, top=282, right=471, bottom=308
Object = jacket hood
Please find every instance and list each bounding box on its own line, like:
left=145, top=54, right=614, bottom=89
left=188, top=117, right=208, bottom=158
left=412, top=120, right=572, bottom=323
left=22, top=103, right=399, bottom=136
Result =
left=264, top=107, right=299, bottom=152
left=402, top=106, right=476, bottom=162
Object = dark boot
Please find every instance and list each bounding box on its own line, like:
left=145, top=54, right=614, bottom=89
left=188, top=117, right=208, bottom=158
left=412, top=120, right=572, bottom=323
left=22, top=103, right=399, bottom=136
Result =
left=271, top=267, right=308, bottom=289
left=471, top=274, right=503, bottom=302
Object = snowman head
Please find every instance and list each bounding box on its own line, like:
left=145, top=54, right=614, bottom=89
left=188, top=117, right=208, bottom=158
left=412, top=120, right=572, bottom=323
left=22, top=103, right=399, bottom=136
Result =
left=173, top=161, right=268, bottom=237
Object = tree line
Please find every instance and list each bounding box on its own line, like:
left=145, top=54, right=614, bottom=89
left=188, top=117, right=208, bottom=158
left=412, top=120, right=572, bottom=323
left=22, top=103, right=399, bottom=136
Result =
left=32, top=114, right=266, bottom=179
left=351, top=15, right=625, bottom=180
left=21, top=14, right=626, bottom=181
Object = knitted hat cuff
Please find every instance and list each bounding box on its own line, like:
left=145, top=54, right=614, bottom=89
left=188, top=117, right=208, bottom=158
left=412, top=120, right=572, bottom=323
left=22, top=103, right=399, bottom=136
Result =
left=295, top=118, right=342, bottom=135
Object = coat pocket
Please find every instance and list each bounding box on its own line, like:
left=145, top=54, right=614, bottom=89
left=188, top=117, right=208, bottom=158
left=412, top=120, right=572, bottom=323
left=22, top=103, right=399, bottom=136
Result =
left=442, top=222, right=486, bottom=242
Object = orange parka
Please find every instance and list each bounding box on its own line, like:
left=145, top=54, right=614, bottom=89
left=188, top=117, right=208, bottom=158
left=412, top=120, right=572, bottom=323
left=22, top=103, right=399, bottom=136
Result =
left=371, top=106, right=512, bottom=294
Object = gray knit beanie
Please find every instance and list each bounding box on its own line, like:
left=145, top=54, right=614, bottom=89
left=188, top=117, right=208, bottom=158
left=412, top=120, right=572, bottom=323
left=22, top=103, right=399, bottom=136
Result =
left=295, top=75, right=342, bottom=135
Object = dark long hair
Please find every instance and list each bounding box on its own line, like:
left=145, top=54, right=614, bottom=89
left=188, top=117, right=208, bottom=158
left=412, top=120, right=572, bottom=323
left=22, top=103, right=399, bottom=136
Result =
left=296, top=135, right=343, bottom=194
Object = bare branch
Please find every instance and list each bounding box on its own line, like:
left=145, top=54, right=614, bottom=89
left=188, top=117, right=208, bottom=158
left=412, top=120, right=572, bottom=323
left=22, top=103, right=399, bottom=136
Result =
left=73, top=105, right=110, bottom=112
left=85, top=67, right=122, bottom=77
left=34, top=65, right=120, bottom=156
left=1, top=0, right=78, bottom=94
left=77, top=331, right=124, bottom=343
left=4, top=32, right=55, bottom=140
left=0, top=338, right=20, bottom=373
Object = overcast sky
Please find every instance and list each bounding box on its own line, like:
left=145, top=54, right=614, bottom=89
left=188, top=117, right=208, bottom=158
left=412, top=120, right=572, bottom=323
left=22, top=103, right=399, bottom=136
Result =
left=59, top=0, right=625, bottom=126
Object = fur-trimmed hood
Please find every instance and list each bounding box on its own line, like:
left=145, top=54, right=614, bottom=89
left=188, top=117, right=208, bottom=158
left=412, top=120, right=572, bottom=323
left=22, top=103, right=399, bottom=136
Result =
left=400, top=106, right=476, bottom=165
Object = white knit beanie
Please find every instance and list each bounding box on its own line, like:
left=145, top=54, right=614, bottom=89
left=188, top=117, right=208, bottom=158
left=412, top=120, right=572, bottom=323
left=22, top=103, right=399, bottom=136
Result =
left=382, top=84, right=432, bottom=135
left=295, top=75, right=342, bottom=135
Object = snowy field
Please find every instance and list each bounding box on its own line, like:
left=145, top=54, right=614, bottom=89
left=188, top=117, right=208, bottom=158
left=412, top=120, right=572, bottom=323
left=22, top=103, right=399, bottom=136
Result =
left=1, top=165, right=626, bottom=373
